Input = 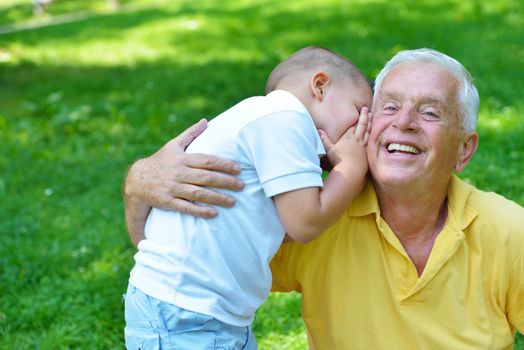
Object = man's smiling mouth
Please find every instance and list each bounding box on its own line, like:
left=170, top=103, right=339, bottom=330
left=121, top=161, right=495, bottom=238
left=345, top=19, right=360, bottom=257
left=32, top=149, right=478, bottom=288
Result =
left=386, top=143, right=421, bottom=154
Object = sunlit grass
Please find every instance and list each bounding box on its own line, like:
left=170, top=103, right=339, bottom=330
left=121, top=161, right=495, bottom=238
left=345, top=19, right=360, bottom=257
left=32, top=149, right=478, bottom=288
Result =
left=462, top=105, right=524, bottom=205
left=0, top=0, right=162, bottom=27
left=0, top=0, right=523, bottom=348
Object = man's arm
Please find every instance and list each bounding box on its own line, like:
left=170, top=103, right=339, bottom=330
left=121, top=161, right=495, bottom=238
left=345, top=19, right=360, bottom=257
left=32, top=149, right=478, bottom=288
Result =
left=124, top=183, right=153, bottom=247
left=123, top=119, right=244, bottom=247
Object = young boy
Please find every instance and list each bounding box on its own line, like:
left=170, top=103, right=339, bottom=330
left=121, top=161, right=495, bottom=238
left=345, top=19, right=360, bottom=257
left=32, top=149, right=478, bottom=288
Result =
left=124, top=46, right=372, bottom=349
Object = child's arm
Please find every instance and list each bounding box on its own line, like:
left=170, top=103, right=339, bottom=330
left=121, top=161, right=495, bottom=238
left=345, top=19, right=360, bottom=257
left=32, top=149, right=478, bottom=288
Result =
left=274, top=108, right=371, bottom=243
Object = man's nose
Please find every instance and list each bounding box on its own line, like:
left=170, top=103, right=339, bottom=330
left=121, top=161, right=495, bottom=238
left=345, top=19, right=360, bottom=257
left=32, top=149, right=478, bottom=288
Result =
left=394, top=107, right=419, bottom=131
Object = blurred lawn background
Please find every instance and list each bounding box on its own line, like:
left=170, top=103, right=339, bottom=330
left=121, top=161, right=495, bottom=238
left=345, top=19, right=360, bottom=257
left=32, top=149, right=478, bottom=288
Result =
left=0, top=0, right=522, bottom=348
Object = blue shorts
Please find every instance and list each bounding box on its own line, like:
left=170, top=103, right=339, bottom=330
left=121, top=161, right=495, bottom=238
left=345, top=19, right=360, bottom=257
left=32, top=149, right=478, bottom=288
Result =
left=123, top=284, right=257, bottom=350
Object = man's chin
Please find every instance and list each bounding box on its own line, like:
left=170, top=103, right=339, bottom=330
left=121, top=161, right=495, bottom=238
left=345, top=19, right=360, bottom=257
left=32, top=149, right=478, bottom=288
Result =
left=370, top=169, right=419, bottom=189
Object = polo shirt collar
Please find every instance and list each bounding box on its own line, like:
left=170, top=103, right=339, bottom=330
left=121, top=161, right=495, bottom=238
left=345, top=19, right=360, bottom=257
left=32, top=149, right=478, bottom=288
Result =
left=446, top=174, right=478, bottom=231
left=346, top=179, right=379, bottom=218
left=347, top=174, right=478, bottom=232
left=346, top=175, right=480, bottom=296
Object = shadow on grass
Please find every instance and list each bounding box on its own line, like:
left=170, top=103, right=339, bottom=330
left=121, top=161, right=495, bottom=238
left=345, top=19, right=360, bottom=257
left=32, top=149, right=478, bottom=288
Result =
left=0, top=3, right=34, bottom=27
left=0, top=6, right=174, bottom=40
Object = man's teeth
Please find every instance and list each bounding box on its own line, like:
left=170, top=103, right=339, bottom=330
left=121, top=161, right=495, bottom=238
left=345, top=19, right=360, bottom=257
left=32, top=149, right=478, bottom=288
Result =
left=387, top=143, right=420, bottom=154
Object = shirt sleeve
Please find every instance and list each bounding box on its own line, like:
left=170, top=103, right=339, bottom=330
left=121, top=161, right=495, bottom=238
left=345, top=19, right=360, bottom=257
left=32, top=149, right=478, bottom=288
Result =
left=236, top=110, right=325, bottom=198
left=270, top=243, right=302, bottom=293
left=507, top=224, right=524, bottom=333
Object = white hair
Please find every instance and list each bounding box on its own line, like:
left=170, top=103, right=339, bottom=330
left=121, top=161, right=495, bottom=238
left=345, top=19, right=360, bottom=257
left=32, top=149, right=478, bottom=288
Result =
left=373, top=48, right=479, bottom=132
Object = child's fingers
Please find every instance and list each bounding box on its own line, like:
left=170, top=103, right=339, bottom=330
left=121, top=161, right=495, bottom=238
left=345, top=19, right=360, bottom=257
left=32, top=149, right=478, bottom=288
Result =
left=318, top=129, right=334, bottom=152
left=354, top=107, right=369, bottom=140
left=363, top=112, right=372, bottom=145
left=363, top=127, right=370, bottom=145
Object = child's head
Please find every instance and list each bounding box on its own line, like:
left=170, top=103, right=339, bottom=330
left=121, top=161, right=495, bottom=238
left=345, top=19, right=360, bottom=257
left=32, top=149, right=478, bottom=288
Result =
left=266, top=46, right=372, bottom=143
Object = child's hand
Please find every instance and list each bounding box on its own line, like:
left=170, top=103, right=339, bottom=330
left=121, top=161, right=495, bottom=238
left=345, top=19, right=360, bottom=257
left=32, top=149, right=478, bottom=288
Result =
left=318, top=107, right=371, bottom=171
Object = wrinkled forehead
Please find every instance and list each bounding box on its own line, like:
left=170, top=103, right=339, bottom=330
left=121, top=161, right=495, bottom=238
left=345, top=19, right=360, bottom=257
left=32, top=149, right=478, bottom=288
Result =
left=378, top=61, right=459, bottom=104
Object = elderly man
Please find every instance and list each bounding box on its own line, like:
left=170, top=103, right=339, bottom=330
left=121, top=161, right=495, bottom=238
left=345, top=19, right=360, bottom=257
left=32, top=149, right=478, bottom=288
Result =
left=124, top=49, right=524, bottom=349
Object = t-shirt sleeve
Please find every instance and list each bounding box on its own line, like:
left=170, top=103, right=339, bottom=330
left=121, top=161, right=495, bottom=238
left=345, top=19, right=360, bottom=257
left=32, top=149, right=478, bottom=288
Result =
left=236, top=110, right=324, bottom=198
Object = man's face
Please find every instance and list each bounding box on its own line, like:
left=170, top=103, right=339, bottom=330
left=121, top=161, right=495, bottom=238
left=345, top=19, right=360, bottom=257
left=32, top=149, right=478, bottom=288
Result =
left=367, top=61, right=465, bottom=191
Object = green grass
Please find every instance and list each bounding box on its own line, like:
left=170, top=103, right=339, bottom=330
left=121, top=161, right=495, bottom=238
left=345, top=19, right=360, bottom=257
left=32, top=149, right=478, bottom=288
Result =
left=0, top=0, right=523, bottom=348
left=0, top=0, right=147, bottom=27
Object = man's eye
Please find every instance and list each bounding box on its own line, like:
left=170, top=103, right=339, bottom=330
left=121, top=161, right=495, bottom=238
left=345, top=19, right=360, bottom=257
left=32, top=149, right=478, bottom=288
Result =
left=383, top=104, right=397, bottom=112
left=423, top=111, right=439, bottom=119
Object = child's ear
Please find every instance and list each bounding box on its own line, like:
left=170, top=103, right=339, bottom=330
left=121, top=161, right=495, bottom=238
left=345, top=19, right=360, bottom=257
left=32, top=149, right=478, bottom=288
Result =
left=310, top=72, right=330, bottom=101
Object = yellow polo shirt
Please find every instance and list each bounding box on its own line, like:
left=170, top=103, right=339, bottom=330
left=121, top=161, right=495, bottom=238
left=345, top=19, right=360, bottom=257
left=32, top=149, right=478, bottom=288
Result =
left=270, top=175, right=524, bottom=349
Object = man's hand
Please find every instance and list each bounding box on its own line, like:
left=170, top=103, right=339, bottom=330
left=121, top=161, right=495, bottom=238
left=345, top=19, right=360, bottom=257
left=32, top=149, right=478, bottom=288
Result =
left=124, top=119, right=244, bottom=246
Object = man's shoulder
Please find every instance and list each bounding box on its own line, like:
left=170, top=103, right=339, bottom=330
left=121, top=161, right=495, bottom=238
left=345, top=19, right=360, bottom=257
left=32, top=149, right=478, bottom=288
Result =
left=463, top=183, right=524, bottom=248
left=450, top=176, right=523, bottom=223
left=467, top=185, right=524, bottom=222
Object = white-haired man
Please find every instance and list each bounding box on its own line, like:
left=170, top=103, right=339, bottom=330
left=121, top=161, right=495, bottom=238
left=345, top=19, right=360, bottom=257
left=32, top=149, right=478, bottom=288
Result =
left=124, top=48, right=524, bottom=349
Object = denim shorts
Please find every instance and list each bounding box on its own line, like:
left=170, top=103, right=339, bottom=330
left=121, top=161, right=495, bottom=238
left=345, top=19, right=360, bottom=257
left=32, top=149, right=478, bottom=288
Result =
left=123, top=284, right=257, bottom=350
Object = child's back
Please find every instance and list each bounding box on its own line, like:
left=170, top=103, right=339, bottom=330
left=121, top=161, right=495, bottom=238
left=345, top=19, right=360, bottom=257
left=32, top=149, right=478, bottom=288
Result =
left=125, top=46, right=372, bottom=349
left=130, top=90, right=325, bottom=326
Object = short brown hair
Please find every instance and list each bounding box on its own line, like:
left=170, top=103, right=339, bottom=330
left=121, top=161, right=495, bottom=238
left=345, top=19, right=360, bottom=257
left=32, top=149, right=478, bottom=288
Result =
left=265, top=46, right=367, bottom=94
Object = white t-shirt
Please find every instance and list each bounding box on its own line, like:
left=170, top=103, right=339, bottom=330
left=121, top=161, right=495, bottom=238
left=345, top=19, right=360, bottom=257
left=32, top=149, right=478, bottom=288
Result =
left=129, top=90, right=325, bottom=326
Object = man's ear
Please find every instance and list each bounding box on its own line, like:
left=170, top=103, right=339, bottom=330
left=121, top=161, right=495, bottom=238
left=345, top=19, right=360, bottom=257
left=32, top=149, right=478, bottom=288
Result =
left=454, top=132, right=478, bottom=173
left=310, top=72, right=330, bottom=101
